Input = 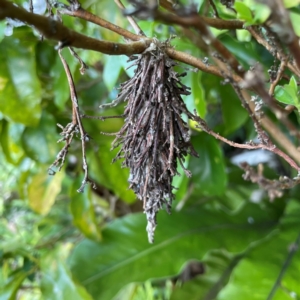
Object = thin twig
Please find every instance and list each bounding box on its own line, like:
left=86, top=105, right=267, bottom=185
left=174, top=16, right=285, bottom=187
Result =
left=267, top=232, right=300, bottom=300
left=263, top=0, right=300, bottom=72
left=165, top=47, right=241, bottom=80
left=233, top=83, right=268, bottom=143
left=151, top=10, right=245, bottom=77
left=241, top=90, right=300, bottom=164
left=29, top=0, right=33, bottom=13
left=81, top=114, right=125, bottom=120
left=269, top=59, right=288, bottom=96
left=195, top=115, right=300, bottom=171
left=208, top=0, right=220, bottom=18
left=114, top=0, right=145, bottom=36
left=60, top=5, right=141, bottom=41
left=243, top=69, right=300, bottom=141
left=248, top=26, right=300, bottom=77
left=181, top=27, right=209, bottom=52
left=159, top=0, right=243, bottom=29
left=68, top=47, right=88, bottom=75
left=241, top=163, right=300, bottom=200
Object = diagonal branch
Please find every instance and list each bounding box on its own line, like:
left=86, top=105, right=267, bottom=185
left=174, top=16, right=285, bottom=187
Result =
left=151, top=9, right=245, bottom=77
left=195, top=115, right=300, bottom=172
left=159, top=0, right=243, bottom=29
left=267, top=232, right=300, bottom=300
left=0, top=0, right=149, bottom=55
left=60, top=4, right=141, bottom=41
left=263, top=0, right=300, bottom=72
left=114, top=0, right=145, bottom=36
left=248, top=26, right=300, bottom=77
left=0, top=0, right=229, bottom=78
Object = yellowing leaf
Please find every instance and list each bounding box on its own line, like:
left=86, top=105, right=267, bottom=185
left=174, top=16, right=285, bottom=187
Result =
left=28, top=170, right=64, bottom=215
left=284, top=0, right=300, bottom=8
left=0, top=35, right=41, bottom=126
left=69, top=181, right=102, bottom=242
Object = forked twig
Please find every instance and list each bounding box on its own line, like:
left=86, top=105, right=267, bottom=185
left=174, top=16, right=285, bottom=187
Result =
left=115, top=0, right=146, bottom=36
left=68, top=47, right=88, bottom=75
left=269, top=59, right=288, bottom=96
left=195, top=114, right=300, bottom=172
left=241, top=163, right=300, bottom=200
left=57, top=49, right=95, bottom=192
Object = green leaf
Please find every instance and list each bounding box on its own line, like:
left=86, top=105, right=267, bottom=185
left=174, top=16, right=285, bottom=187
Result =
left=219, top=34, right=260, bottom=67
left=69, top=202, right=277, bottom=300
left=252, top=3, right=271, bottom=24
left=289, top=76, right=298, bottom=93
left=69, top=181, right=102, bottom=241
left=22, top=112, right=58, bottom=163
left=236, top=29, right=252, bottom=42
left=192, top=71, right=206, bottom=118
left=120, top=55, right=135, bottom=78
left=274, top=85, right=298, bottom=106
left=189, top=133, right=227, bottom=196
left=234, top=2, right=253, bottom=22
left=290, top=12, right=300, bottom=36
left=0, top=120, right=14, bottom=164
left=181, top=70, right=197, bottom=114
left=0, top=270, right=27, bottom=300
left=35, top=42, right=57, bottom=75
left=0, top=35, right=42, bottom=126
left=27, top=169, right=64, bottom=215
left=135, top=20, right=156, bottom=37
left=103, top=55, right=123, bottom=90
left=0, top=21, right=5, bottom=43
left=41, top=247, right=93, bottom=300
left=218, top=188, right=247, bottom=214
left=218, top=200, right=300, bottom=300
left=220, top=83, right=248, bottom=134
left=173, top=155, right=190, bottom=194
left=0, top=120, right=24, bottom=165
left=94, top=1, right=127, bottom=42
left=89, top=140, right=136, bottom=203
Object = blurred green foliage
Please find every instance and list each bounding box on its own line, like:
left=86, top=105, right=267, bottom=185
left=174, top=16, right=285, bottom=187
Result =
left=1, top=0, right=300, bottom=299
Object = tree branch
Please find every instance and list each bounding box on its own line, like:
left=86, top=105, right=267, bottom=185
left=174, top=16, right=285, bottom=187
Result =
left=248, top=26, right=300, bottom=77
left=60, top=5, right=141, bottom=41
left=159, top=0, right=244, bottom=29
left=114, top=0, right=145, bottom=36
left=241, top=90, right=300, bottom=164
left=195, top=115, right=300, bottom=171
left=0, top=0, right=231, bottom=79
left=0, top=0, right=149, bottom=55
left=152, top=10, right=245, bottom=76
left=263, top=0, right=300, bottom=72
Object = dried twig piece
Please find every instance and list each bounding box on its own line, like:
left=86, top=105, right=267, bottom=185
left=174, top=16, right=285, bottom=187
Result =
left=240, top=162, right=300, bottom=201
left=48, top=49, right=95, bottom=193
left=48, top=122, right=79, bottom=175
